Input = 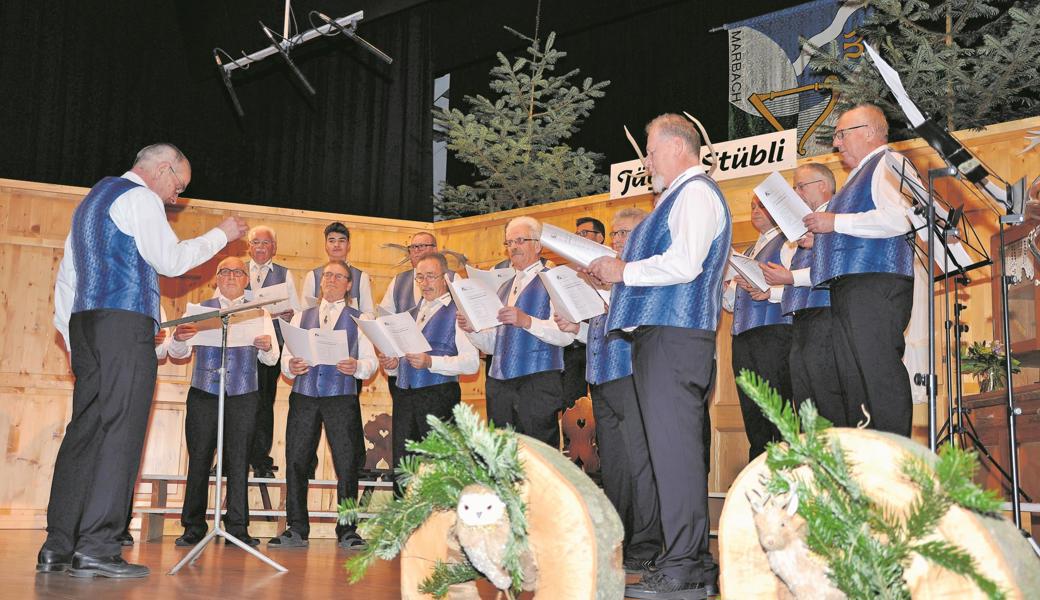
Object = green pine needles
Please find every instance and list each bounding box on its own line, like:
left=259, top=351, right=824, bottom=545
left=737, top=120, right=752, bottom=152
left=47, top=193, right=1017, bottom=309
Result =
left=338, top=403, right=530, bottom=598
left=433, top=27, right=610, bottom=218
left=806, top=0, right=1040, bottom=139
left=736, top=369, right=1005, bottom=600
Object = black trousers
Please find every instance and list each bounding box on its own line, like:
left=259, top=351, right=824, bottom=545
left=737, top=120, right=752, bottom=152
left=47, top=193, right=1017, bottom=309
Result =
left=248, top=360, right=280, bottom=471
left=790, top=308, right=846, bottom=427
left=486, top=370, right=563, bottom=449
left=632, top=325, right=717, bottom=585
left=392, top=381, right=461, bottom=471
left=731, top=324, right=793, bottom=460
left=561, top=341, right=588, bottom=410
left=181, top=387, right=258, bottom=536
left=43, top=310, right=157, bottom=557
left=830, top=273, right=914, bottom=436
left=590, top=375, right=661, bottom=562
left=284, top=392, right=365, bottom=539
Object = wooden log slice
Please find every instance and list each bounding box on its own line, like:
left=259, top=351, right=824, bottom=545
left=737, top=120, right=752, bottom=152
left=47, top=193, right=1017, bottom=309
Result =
left=400, top=434, right=626, bottom=599
left=719, top=428, right=1040, bottom=599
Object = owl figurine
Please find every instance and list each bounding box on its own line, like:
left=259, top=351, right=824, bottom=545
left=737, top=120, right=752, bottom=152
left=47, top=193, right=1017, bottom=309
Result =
left=452, top=483, right=537, bottom=592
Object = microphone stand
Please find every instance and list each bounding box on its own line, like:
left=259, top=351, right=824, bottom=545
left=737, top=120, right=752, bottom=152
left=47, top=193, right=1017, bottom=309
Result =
left=164, top=297, right=289, bottom=575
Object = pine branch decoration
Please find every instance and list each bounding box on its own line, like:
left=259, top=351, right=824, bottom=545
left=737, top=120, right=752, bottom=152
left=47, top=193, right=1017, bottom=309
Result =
left=434, top=28, right=610, bottom=218
left=735, top=369, right=1005, bottom=600
left=338, top=402, right=531, bottom=597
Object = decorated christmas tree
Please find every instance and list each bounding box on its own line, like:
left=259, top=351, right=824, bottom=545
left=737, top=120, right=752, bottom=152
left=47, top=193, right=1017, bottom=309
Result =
left=434, top=28, right=610, bottom=218
left=808, top=0, right=1040, bottom=138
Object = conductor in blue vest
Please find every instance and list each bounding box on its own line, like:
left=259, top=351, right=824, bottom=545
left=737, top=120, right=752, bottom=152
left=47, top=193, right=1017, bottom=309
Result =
left=243, top=225, right=301, bottom=479
left=167, top=256, right=279, bottom=548
left=458, top=216, right=576, bottom=448
left=803, top=104, right=916, bottom=436
left=723, top=197, right=795, bottom=460
left=44, top=143, right=247, bottom=578
left=379, top=252, right=479, bottom=489
left=269, top=260, right=378, bottom=550
left=588, top=114, right=730, bottom=599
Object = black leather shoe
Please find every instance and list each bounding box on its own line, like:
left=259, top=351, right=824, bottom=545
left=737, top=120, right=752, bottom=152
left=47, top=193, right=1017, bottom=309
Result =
left=252, top=466, right=275, bottom=479
left=625, top=571, right=708, bottom=600
left=623, top=556, right=657, bottom=575
left=36, top=548, right=72, bottom=573
left=175, top=531, right=205, bottom=547
left=116, top=531, right=134, bottom=547
left=67, top=553, right=149, bottom=578
left=225, top=533, right=261, bottom=547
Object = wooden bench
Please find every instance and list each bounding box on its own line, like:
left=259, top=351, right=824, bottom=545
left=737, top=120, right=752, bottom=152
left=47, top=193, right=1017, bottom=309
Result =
left=135, top=472, right=392, bottom=542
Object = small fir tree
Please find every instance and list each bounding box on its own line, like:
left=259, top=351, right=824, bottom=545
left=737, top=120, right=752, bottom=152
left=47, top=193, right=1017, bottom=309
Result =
left=808, top=0, right=1040, bottom=139
left=434, top=28, right=610, bottom=218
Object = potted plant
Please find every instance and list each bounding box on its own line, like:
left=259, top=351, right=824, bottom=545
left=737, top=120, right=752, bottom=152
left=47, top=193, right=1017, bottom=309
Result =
left=960, top=341, right=1021, bottom=392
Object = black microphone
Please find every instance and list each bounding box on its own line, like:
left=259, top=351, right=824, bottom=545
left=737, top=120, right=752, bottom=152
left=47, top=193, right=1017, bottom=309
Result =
left=213, top=50, right=245, bottom=118
left=260, top=22, right=317, bottom=96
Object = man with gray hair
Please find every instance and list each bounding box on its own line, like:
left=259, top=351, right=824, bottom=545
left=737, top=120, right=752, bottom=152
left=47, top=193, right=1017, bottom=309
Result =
left=458, top=216, right=576, bottom=447
left=589, top=114, right=729, bottom=599
left=43, top=143, right=248, bottom=577
left=803, top=103, right=916, bottom=436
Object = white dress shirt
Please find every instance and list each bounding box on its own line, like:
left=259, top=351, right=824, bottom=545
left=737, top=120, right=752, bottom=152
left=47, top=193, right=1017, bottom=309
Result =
left=466, top=260, right=576, bottom=354
left=167, top=294, right=280, bottom=366
left=383, top=293, right=480, bottom=377
left=279, top=299, right=378, bottom=380
left=249, top=259, right=302, bottom=314
left=622, top=165, right=728, bottom=287
left=723, top=227, right=796, bottom=310
left=378, top=269, right=419, bottom=314
left=53, top=171, right=229, bottom=349
left=301, top=263, right=374, bottom=317
left=832, top=145, right=914, bottom=238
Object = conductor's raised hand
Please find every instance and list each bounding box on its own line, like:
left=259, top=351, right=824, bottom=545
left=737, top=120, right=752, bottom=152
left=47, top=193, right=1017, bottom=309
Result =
left=498, top=306, right=531, bottom=328
left=289, top=357, right=310, bottom=375
left=456, top=310, right=475, bottom=333
left=554, top=313, right=580, bottom=334
left=405, top=352, right=432, bottom=369
left=173, top=323, right=197, bottom=342
left=218, top=216, right=249, bottom=242
left=585, top=256, right=626, bottom=284
left=337, top=357, right=359, bottom=376
left=253, top=334, right=272, bottom=352
left=761, top=262, right=793, bottom=285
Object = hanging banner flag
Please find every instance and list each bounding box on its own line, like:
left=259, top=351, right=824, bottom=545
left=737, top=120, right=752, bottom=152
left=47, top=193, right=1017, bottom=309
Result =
left=724, top=0, right=868, bottom=157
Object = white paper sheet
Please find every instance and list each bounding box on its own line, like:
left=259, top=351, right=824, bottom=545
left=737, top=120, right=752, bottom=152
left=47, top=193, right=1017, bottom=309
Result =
left=280, top=321, right=351, bottom=366
left=251, top=283, right=292, bottom=315
left=538, top=223, right=616, bottom=267
left=447, top=276, right=503, bottom=332
left=183, top=302, right=266, bottom=348
left=864, top=42, right=925, bottom=127
left=754, top=172, right=811, bottom=242
left=352, top=313, right=432, bottom=358
left=728, top=253, right=770, bottom=293
left=465, top=264, right=515, bottom=294
left=538, top=267, right=606, bottom=323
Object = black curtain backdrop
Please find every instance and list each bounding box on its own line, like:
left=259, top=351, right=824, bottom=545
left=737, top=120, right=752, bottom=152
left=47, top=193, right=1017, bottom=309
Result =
left=0, top=1, right=433, bottom=220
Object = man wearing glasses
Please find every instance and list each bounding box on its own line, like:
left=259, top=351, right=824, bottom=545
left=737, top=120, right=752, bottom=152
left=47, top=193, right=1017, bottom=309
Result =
left=243, top=225, right=301, bottom=479
left=802, top=103, right=916, bottom=436
left=43, top=143, right=247, bottom=578
left=378, top=231, right=440, bottom=315
left=762, top=163, right=845, bottom=427
left=270, top=261, right=377, bottom=550
left=562, top=217, right=607, bottom=410
left=168, top=257, right=279, bottom=549
left=378, top=252, right=479, bottom=492
left=458, top=216, right=576, bottom=448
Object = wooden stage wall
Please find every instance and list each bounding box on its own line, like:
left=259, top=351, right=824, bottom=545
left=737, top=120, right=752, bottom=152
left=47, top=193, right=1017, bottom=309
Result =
left=1, top=116, right=1038, bottom=529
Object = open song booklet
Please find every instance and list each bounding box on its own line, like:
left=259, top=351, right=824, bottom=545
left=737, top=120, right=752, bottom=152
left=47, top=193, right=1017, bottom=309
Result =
left=352, top=313, right=432, bottom=358
left=447, top=274, right=504, bottom=332
left=753, top=171, right=811, bottom=242
left=280, top=321, right=352, bottom=366
left=539, top=223, right=616, bottom=267
left=538, top=266, right=606, bottom=324
left=465, top=264, right=515, bottom=294
left=182, top=301, right=271, bottom=348
left=728, top=252, right=770, bottom=293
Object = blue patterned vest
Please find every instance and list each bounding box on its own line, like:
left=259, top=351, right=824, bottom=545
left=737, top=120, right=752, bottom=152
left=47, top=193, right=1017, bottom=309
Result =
left=732, top=233, right=793, bottom=336
left=489, top=270, right=565, bottom=380
left=247, top=262, right=288, bottom=345
left=396, top=300, right=459, bottom=390
left=585, top=313, right=632, bottom=385
left=191, top=298, right=260, bottom=396
left=291, top=304, right=361, bottom=397
left=70, top=176, right=160, bottom=325
left=780, top=246, right=831, bottom=316
left=812, top=150, right=914, bottom=287
left=312, top=265, right=363, bottom=306
left=607, top=173, right=732, bottom=332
